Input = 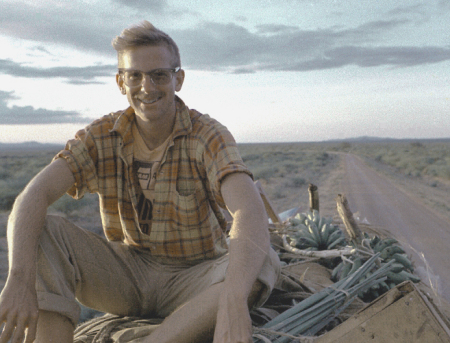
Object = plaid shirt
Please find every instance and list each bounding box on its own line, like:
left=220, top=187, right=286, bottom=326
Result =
left=56, top=97, right=252, bottom=261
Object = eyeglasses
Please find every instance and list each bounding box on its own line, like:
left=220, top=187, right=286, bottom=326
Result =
left=118, top=67, right=181, bottom=87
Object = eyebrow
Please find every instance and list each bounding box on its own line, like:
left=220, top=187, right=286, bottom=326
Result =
left=118, top=67, right=180, bottom=72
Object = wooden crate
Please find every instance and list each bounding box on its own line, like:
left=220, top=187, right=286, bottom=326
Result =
left=317, top=281, right=450, bottom=343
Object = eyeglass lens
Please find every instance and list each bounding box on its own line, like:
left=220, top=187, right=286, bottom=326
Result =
left=124, top=69, right=173, bottom=86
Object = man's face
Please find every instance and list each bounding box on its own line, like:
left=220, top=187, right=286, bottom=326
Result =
left=116, top=45, right=184, bottom=124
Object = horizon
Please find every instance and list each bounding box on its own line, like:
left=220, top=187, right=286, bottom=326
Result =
left=2, top=135, right=450, bottom=148
left=1, top=1, right=449, bottom=143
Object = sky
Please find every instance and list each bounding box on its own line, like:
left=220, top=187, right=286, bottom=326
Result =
left=0, top=0, right=449, bottom=144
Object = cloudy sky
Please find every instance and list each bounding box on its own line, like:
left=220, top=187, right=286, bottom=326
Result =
left=1, top=0, right=449, bottom=144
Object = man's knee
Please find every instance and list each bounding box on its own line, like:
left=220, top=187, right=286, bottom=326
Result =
left=36, top=310, right=75, bottom=343
left=43, top=214, right=70, bottom=232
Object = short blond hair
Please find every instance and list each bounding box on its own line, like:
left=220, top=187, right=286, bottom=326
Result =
left=112, top=21, right=181, bottom=67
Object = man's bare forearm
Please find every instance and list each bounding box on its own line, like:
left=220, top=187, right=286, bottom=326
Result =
left=225, top=207, right=269, bottom=300
left=7, top=188, right=51, bottom=279
left=220, top=173, right=270, bottom=299
left=6, top=158, right=75, bottom=279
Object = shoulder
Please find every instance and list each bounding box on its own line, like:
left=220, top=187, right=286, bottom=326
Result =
left=75, top=109, right=126, bottom=140
left=188, top=109, right=236, bottom=146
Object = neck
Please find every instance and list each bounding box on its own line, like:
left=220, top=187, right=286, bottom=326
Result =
left=135, top=109, right=176, bottom=150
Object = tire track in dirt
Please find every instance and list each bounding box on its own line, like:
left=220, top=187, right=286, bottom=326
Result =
left=341, top=153, right=450, bottom=302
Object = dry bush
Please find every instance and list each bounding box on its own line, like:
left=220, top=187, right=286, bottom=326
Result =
left=346, top=140, right=450, bottom=181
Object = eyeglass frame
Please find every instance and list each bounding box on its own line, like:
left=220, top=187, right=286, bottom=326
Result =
left=118, top=67, right=181, bottom=87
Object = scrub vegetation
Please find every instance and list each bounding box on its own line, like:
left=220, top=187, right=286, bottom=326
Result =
left=1, top=138, right=449, bottom=227
left=346, top=140, right=450, bottom=181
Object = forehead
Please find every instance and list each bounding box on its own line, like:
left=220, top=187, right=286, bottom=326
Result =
left=118, top=45, right=174, bottom=70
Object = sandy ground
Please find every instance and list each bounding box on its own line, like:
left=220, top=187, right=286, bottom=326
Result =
left=340, top=153, right=450, bottom=303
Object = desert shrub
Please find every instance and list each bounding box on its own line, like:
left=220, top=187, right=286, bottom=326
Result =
left=273, top=190, right=286, bottom=199
left=253, top=166, right=280, bottom=180
left=0, top=167, right=10, bottom=180
left=0, top=176, right=32, bottom=211
left=283, top=163, right=300, bottom=174
left=410, top=141, right=424, bottom=148
left=340, top=142, right=352, bottom=151
left=242, top=154, right=261, bottom=162
left=426, top=165, right=450, bottom=179
left=50, top=193, right=99, bottom=214
left=316, top=152, right=329, bottom=161
left=349, top=140, right=450, bottom=181
left=291, top=177, right=306, bottom=187
left=0, top=151, right=57, bottom=210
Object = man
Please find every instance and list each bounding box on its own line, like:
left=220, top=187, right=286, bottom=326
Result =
left=0, top=21, right=280, bottom=343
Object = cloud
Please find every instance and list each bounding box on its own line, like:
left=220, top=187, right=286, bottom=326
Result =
left=0, top=1, right=194, bottom=55
left=274, top=46, right=450, bottom=71
left=110, top=0, right=168, bottom=11
left=386, top=4, right=426, bottom=17
left=0, top=1, right=449, bottom=75
left=438, top=0, right=450, bottom=10
left=255, top=24, right=299, bottom=34
left=0, top=59, right=116, bottom=84
left=0, top=90, right=89, bottom=125
left=174, top=20, right=450, bottom=72
left=0, top=1, right=117, bottom=55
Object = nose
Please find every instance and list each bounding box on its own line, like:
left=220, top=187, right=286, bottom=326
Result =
left=141, top=74, right=157, bottom=92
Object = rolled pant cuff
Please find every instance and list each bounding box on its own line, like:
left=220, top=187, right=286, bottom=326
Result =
left=37, top=290, right=80, bottom=327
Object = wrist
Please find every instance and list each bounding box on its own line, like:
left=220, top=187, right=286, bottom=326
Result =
left=222, top=279, right=252, bottom=302
left=8, top=266, right=37, bottom=283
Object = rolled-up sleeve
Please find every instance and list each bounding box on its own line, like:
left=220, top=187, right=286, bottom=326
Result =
left=54, top=128, right=99, bottom=199
left=200, top=119, right=253, bottom=208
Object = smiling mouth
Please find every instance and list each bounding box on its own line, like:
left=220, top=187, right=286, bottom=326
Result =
left=140, top=97, right=161, bottom=105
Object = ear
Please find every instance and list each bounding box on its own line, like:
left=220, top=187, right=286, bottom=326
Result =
left=116, top=73, right=126, bottom=94
left=175, top=69, right=185, bottom=92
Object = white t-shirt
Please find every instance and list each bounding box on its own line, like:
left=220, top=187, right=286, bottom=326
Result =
left=132, top=122, right=172, bottom=234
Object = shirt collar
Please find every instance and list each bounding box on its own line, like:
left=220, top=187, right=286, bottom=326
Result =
left=110, top=96, right=192, bottom=143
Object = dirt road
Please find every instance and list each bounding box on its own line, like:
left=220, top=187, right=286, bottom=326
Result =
left=341, top=153, right=450, bottom=302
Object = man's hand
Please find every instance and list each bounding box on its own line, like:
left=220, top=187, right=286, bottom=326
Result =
left=213, top=289, right=253, bottom=343
left=0, top=275, right=39, bottom=343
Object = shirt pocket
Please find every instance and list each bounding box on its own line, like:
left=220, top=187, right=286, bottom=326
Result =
left=175, top=177, right=196, bottom=197
left=172, top=188, right=210, bottom=230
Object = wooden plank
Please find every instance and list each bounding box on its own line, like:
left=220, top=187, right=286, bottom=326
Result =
left=317, top=282, right=450, bottom=343
left=336, top=291, right=447, bottom=342
left=308, top=183, right=319, bottom=212
left=335, top=194, right=363, bottom=244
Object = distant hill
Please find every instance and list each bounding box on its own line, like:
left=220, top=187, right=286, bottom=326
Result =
left=0, top=141, right=63, bottom=151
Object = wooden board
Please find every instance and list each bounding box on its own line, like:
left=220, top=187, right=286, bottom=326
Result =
left=317, top=281, right=450, bottom=343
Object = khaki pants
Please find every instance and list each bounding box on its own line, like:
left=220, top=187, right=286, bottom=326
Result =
left=36, top=215, right=280, bottom=326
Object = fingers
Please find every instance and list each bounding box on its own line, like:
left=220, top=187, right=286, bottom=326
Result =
left=24, top=320, right=38, bottom=343
left=0, top=320, right=15, bottom=343
left=11, top=321, right=26, bottom=343
left=0, top=313, right=38, bottom=343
